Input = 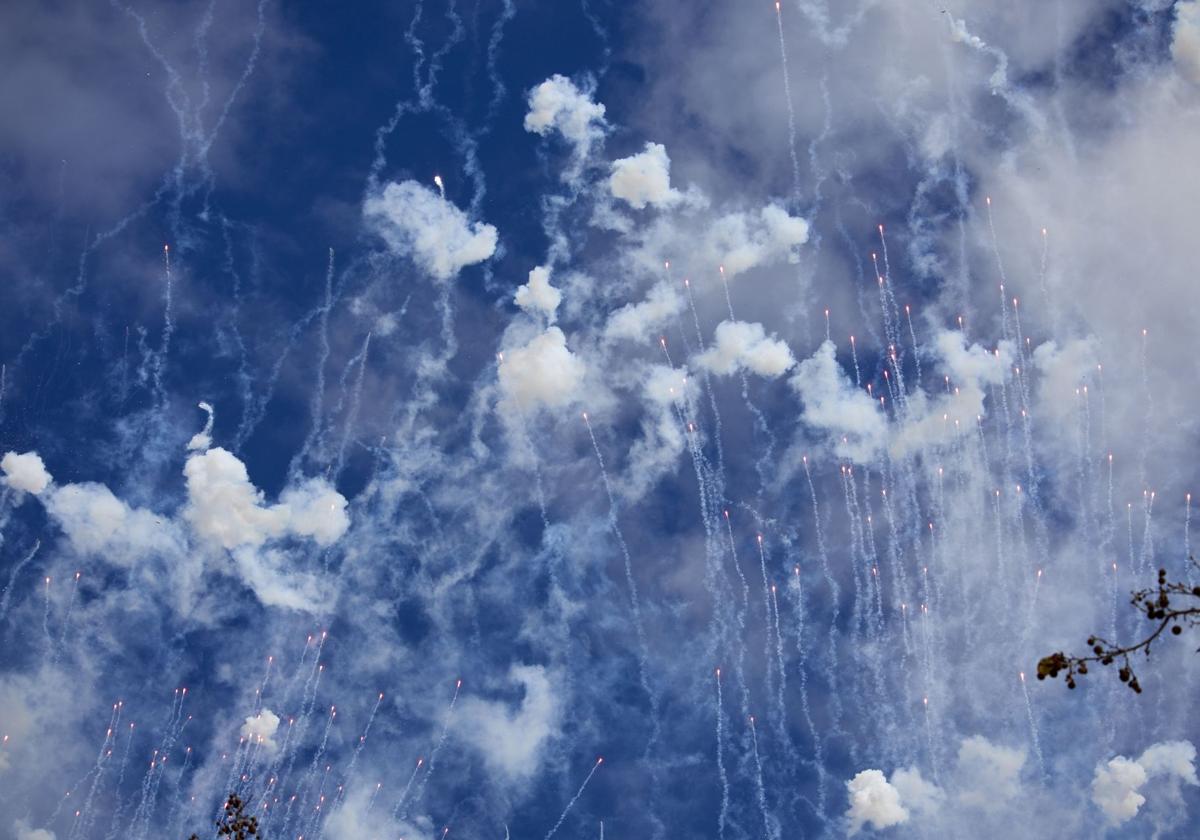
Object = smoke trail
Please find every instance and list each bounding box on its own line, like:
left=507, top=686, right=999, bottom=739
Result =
left=542, top=757, right=604, bottom=840
left=0, top=539, right=40, bottom=622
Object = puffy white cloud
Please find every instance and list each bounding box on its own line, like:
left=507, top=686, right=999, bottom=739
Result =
left=1093, top=756, right=1149, bottom=825
left=364, top=180, right=498, bottom=281
left=846, top=769, right=908, bottom=835
left=705, top=204, right=809, bottom=277
left=609, top=282, right=686, bottom=340
left=696, top=320, right=795, bottom=378
left=791, top=341, right=887, bottom=463
left=1093, top=740, right=1198, bottom=825
left=183, top=448, right=349, bottom=551
left=1139, top=740, right=1199, bottom=782
left=458, top=664, right=561, bottom=783
left=609, top=142, right=681, bottom=210
left=891, top=331, right=1015, bottom=458
left=514, top=265, right=562, bottom=320
left=845, top=739, right=1030, bottom=835
left=605, top=283, right=684, bottom=343
left=240, top=709, right=281, bottom=753
left=1, top=451, right=51, bottom=496
left=498, top=327, right=585, bottom=414
left=1174, top=0, right=1200, bottom=84
left=13, top=821, right=55, bottom=840
left=44, top=482, right=178, bottom=560
left=523, top=74, right=607, bottom=161
left=184, top=448, right=290, bottom=549
left=279, top=479, right=351, bottom=548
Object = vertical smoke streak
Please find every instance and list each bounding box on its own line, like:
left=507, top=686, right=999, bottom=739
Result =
left=542, top=758, right=603, bottom=840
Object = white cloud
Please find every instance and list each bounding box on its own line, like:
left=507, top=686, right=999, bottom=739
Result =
left=498, top=327, right=586, bottom=414
left=183, top=448, right=291, bottom=549
left=524, top=74, right=607, bottom=162
left=240, top=708, right=281, bottom=754
left=364, top=180, right=498, bottom=281
left=605, top=283, right=684, bottom=343
left=1174, top=0, right=1200, bottom=84
left=183, top=448, right=349, bottom=550
left=13, top=820, right=55, bottom=840
left=891, top=767, right=945, bottom=818
left=279, top=479, right=351, bottom=547
left=1094, top=755, right=1150, bottom=825
left=891, top=331, right=1015, bottom=458
left=705, top=204, right=809, bottom=278
left=622, top=363, right=695, bottom=499
left=458, top=664, right=561, bottom=783
left=44, top=482, right=178, bottom=560
left=324, top=784, right=434, bottom=840
left=696, top=320, right=795, bottom=378
left=609, top=142, right=682, bottom=210
left=791, top=341, right=887, bottom=463
left=514, top=265, right=562, bottom=321
left=1, top=451, right=51, bottom=496
left=846, top=769, right=908, bottom=835
left=231, top=547, right=325, bottom=613
left=954, top=736, right=1025, bottom=812
left=1093, top=740, right=1198, bottom=826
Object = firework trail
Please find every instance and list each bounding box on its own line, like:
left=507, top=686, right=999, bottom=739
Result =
left=714, top=669, right=730, bottom=840
left=542, top=757, right=604, bottom=840
left=0, top=539, right=40, bottom=622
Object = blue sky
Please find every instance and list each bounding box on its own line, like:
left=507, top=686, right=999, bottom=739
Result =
left=3, top=1, right=1200, bottom=838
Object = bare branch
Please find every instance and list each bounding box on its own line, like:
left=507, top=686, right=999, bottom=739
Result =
left=1038, top=565, right=1200, bottom=694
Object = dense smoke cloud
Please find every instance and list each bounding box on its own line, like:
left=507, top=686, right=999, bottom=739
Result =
left=1, top=452, right=51, bottom=496
left=364, top=180, right=499, bottom=281
left=696, top=320, right=796, bottom=378
left=3, top=1, right=1200, bottom=839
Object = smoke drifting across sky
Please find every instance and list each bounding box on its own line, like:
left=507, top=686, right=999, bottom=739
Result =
left=1, top=0, right=1200, bottom=838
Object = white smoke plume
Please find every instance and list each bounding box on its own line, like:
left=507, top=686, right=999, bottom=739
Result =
left=696, top=320, right=795, bottom=378
left=364, top=180, right=498, bottom=281
left=458, top=664, right=561, bottom=783
left=323, top=784, right=434, bottom=840
left=44, top=482, right=179, bottom=560
left=523, top=74, right=607, bottom=164
left=183, top=447, right=349, bottom=550
left=514, top=265, right=562, bottom=321
left=604, top=282, right=684, bottom=343
left=1092, top=740, right=1198, bottom=826
left=1031, top=338, right=1098, bottom=427
left=13, top=821, right=55, bottom=840
left=1, top=451, right=51, bottom=496
left=954, top=735, right=1026, bottom=813
left=497, top=327, right=586, bottom=415
left=187, top=400, right=215, bottom=451
left=791, top=340, right=887, bottom=463
left=845, top=768, right=908, bottom=835
left=609, top=142, right=682, bottom=210
left=704, top=204, right=809, bottom=277
left=890, top=331, right=1015, bottom=458
left=239, top=708, right=281, bottom=753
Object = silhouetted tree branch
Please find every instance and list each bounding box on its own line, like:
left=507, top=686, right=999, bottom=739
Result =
left=187, top=793, right=259, bottom=840
left=1038, top=563, right=1200, bottom=693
